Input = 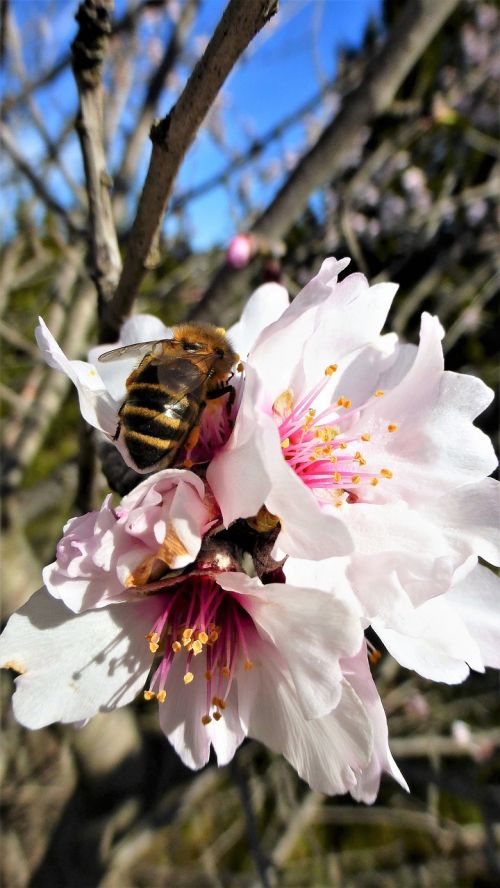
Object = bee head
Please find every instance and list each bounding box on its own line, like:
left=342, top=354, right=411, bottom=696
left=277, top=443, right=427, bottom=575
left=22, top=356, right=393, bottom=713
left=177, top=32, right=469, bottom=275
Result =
left=172, top=322, right=238, bottom=381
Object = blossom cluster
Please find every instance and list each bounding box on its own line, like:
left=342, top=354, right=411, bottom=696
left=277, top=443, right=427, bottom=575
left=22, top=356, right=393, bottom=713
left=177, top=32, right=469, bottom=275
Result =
left=1, top=258, right=498, bottom=803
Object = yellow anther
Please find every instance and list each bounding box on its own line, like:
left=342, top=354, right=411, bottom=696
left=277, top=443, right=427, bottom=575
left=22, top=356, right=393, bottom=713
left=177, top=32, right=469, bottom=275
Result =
left=183, top=672, right=194, bottom=685
left=209, top=630, right=219, bottom=643
left=375, top=389, right=384, bottom=397
left=370, top=477, right=379, bottom=486
left=325, top=364, right=338, bottom=375
left=281, top=437, right=290, bottom=448
left=215, top=327, right=226, bottom=335
left=339, top=442, right=348, bottom=450
left=149, top=641, right=159, bottom=653
left=244, top=659, right=254, bottom=671
left=333, top=471, right=341, bottom=482
left=172, top=640, right=182, bottom=653
left=147, top=632, right=160, bottom=645
left=337, top=397, right=345, bottom=407
left=201, top=714, right=212, bottom=725
left=237, top=361, right=244, bottom=373
left=387, top=423, right=398, bottom=432
left=308, top=408, right=316, bottom=417
left=361, top=433, right=371, bottom=442
left=192, top=640, right=203, bottom=655
left=184, top=459, right=193, bottom=469
left=330, top=455, right=337, bottom=463
left=143, top=690, right=155, bottom=701
left=204, top=670, right=213, bottom=681
left=157, top=690, right=167, bottom=703
left=343, top=399, right=351, bottom=408
left=182, top=627, right=193, bottom=640
left=351, top=475, right=361, bottom=484
left=221, top=665, right=230, bottom=677
left=380, top=468, right=393, bottom=479
left=197, top=631, right=208, bottom=644
left=369, top=649, right=382, bottom=665
left=335, top=501, right=343, bottom=508
left=213, top=711, right=222, bottom=721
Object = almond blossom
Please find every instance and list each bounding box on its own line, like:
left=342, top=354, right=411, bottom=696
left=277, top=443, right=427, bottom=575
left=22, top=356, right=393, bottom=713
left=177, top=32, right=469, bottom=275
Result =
left=0, top=476, right=405, bottom=800
left=208, top=258, right=499, bottom=635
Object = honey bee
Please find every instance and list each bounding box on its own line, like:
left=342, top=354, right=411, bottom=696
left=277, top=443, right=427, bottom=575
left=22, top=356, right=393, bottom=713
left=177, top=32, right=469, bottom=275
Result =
left=99, top=323, right=238, bottom=472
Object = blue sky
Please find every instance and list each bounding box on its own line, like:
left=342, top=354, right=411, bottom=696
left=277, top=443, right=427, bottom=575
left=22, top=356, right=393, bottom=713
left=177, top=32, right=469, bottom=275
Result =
left=2, top=0, right=382, bottom=250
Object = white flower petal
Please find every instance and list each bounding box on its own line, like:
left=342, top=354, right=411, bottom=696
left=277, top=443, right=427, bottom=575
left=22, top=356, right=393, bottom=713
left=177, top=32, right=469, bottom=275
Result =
left=429, top=478, right=500, bottom=566
left=227, top=282, right=290, bottom=358
left=373, top=592, right=484, bottom=683
left=158, top=650, right=213, bottom=769
left=240, top=658, right=373, bottom=796
left=218, top=572, right=363, bottom=719
left=0, top=589, right=163, bottom=728
left=446, top=563, right=500, bottom=669
left=36, top=317, right=119, bottom=436
left=346, top=644, right=408, bottom=803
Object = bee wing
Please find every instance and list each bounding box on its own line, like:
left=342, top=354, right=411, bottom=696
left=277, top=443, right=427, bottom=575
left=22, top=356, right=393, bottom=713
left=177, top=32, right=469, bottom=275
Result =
left=155, top=353, right=219, bottom=402
left=98, top=339, right=175, bottom=363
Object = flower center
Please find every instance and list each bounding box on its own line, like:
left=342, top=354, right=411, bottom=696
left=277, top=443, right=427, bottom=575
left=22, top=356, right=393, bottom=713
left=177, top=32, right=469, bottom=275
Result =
left=275, top=365, right=397, bottom=507
left=143, top=575, right=255, bottom=725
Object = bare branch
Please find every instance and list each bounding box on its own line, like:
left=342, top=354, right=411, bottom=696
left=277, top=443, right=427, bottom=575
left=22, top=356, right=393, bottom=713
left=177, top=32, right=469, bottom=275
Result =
left=72, top=0, right=122, bottom=318
left=102, top=0, right=279, bottom=342
left=191, top=0, right=460, bottom=324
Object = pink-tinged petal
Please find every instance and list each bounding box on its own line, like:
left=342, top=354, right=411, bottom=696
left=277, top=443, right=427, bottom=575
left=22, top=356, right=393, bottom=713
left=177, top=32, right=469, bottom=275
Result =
left=345, top=644, right=408, bottom=803
left=227, top=282, right=290, bottom=359
left=36, top=317, right=119, bottom=437
left=240, top=656, right=373, bottom=796
left=0, top=588, right=164, bottom=729
left=218, top=573, right=363, bottom=719
left=246, top=259, right=352, bottom=399
left=299, top=278, right=399, bottom=391
left=446, top=564, right=500, bottom=669
left=428, top=478, right=500, bottom=567
left=373, top=592, right=484, bottom=683
left=363, top=314, right=496, bottom=502
left=43, top=471, right=213, bottom=613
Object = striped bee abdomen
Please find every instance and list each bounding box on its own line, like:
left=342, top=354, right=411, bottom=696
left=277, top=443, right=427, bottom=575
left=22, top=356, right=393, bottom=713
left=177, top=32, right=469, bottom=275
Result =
left=121, top=384, right=201, bottom=469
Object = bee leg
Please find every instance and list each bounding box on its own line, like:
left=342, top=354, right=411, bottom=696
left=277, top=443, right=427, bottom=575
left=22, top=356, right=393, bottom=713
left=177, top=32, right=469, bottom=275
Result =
left=112, top=421, right=121, bottom=441
left=184, top=418, right=203, bottom=454
left=207, top=384, right=236, bottom=415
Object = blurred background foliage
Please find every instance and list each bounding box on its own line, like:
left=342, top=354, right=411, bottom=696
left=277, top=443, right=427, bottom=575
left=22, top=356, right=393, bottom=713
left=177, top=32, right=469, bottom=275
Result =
left=0, top=0, right=499, bottom=885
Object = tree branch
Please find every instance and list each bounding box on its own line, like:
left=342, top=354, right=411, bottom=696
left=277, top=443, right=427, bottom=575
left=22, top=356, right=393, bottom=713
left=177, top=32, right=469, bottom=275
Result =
left=72, top=0, right=122, bottom=319
left=101, top=0, right=278, bottom=342
left=190, top=0, right=460, bottom=324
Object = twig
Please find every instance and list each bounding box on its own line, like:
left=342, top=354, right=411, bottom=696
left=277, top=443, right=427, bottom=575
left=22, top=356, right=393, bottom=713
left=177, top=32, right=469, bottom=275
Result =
left=170, top=81, right=339, bottom=212
left=114, top=0, right=200, bottom=213
left=231, top=756, right=273, bottom=888
left=190, top=0, right=460, bottom=324
left=0, top=122, right=83, bottom=237
left=102, top=0, right=279, bottom=342
left=1, top=0, right=165, bottom=114
left=390, top=728, right=500, bottom=758
left=72, top=0, right=122, bottom=319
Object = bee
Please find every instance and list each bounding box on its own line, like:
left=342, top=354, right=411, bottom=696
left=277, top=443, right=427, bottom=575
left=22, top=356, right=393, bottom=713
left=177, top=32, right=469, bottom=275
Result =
left=98, top=323, right=238, bottom=472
